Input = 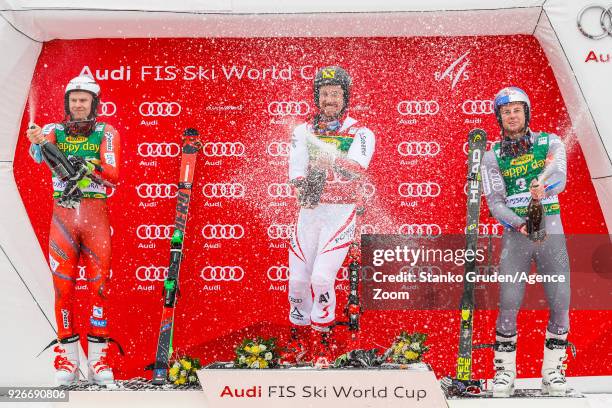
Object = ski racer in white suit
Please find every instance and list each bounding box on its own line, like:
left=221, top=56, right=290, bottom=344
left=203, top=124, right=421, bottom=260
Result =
left=286, top=66, right=375, bottom=365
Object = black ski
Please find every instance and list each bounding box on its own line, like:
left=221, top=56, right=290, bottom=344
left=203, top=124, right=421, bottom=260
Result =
left=456, top=128, right=487, bottom=381
left=443, top=129, right=488, bottom=397
left=151, top=128, right=201, bottom=385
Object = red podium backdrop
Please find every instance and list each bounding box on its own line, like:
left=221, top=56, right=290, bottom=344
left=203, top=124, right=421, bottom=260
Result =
left=13, top=36, right=611, bottom=380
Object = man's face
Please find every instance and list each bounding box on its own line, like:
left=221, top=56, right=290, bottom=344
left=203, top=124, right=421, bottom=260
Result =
left=68, top=91, right=93, bottom=121
left=318, top=85, right=345, bottom=119
left=499, top=101, right=527, bottom=138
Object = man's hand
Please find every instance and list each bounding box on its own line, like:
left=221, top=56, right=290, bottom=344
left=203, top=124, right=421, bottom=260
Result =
left=529, top=178, right=545, bottom=200
left=26, top=124, right=46, bottom=144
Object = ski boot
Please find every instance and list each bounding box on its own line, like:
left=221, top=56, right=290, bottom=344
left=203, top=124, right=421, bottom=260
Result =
left=280, top=326, right=310, bottom=365
left=492, top=333, right=517, bottom=398
left=52, top=334, right=80, bottom=386
left=312, top=327, right=334, bottom=368
left=541, top=331, right=572, bottom=396
left=87, top=334, right=117, bottom=386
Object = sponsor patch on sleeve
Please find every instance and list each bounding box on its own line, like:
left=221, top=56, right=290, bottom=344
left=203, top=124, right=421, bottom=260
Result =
left=49, top=255, right=59, bottom=272
left=104, top=152, right=116, bottom=166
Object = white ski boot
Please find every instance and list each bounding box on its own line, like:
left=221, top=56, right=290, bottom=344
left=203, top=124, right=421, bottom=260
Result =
left=87, top=334, right=115, bottom=386
left=541, top=331, right=571, bottom=396
left=492, top=333, right=517, bottom=398
left=53, top=334, right=80, bottom=386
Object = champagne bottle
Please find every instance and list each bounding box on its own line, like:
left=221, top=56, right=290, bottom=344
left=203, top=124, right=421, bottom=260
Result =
left=526, top=197, right=546, bottom=241
left=39, top=139, right=77, bottom=182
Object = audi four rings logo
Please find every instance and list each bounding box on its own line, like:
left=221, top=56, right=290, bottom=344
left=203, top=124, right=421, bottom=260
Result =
left=139, top=102, right=181, bottom=117
left=267, top=142, right=290, bottom=157
left=267, top=183, right=294, bottom=198
left=203, top=142, right=245, bottom=157
left=201, top=224, right=245, bottom=239
left=360, top=224, right=377, bottom=234
left=137, top=225, right=173, bottom=240
left=336, top=267, right=350, bottom=281
left=463, top=140, right=494, bottom=155
left=76, top=266, right=114, bottom=281
left=398, top=224, right=442, bottom=237
left=397, top=141, right=441, bottom=156
left=98, top=101, right=116, bottom=116
left=267, top=224, right=295, bottom=240
left=203, top=183, right=245, bottom=199
left=577, top=5, right=612, bottom=39
left=476, top=223, right=504, bottom=237
left=135, top=266, right=168, bottom=282
left=399, top=265, right=442, bottom=275
left=396, top=101, right=440, bottom=116
left=398, top=182, right=441, bottom=198
left=462, top=99, right=494, bottom=115
left=267, top=266, right=289, bottom=281
left=138, top=142, right=181, bottom=157
left=136, top=183, right=178, bottom=199
left=200, top=266, right=245, bottom=282
left=267, top=101, right=310, bottom=116
left=362, top=182, right=376, bottom=198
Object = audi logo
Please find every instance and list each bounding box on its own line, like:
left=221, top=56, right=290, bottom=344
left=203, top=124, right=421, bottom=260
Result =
left=267, top=183, right=294, bottom=198
left=203, top=183, right=245, bottom=199
left=398, top=224, right=442, bottom=237
left=136, top=183, right=178, bottom=199
left=203, top=142, right=245, bottom=157
left=201, top=224, right=245, bottom=239
left=138, top=142, right=181, bottom=158
left=398, top=182, right=441, bottom=198
left=139, top=102, right=181, bottom=117
left=267, top=101, right=310, bottom=116
left=577, top=5, right=612, bottom=39
left=396, top=100, right=440, bottom=116
left=135, top=266, right=168, bottom=282
left=336, top=267, right=350, bottom=281
left=462, top=99, right=494, bottom=115
left=267, top=224, right=295, bottom=240
left=267, top=265, right=289, bottom=282
left=399, top=265, right=442, bottom=275
left=137, top=225, right=173, bottom=240
left=475, top=223, right=504, bottom=237
left=362, top=182, right=376, bottom=198
left=98, top=101, right=116, bottom=117
left=462, top=140, right=494, bottom=155
left=397, top=141, right=441, bottom=157
left=267, top=142, right=290, bottom=157
left=76, top=266, right=114, bottom=281
left=360, top=224, right=377, bottom=234
left=200, top=266, right=245, bottom=282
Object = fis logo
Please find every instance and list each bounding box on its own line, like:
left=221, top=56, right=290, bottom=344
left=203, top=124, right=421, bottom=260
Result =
left=435, top=51, right=470, bottom=89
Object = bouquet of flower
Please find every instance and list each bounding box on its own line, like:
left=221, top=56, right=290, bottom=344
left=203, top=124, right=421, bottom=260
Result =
left=390, top=331, right=429, bottom=364
left=234, top=337, right=280, bottom=369
left=168, top=355, right=202, bottom=385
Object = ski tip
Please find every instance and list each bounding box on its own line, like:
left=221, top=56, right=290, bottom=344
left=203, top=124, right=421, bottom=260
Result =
left=184, top=128, right=199, bottom=136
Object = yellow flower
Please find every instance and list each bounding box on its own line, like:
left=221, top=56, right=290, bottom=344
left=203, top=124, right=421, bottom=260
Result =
left=247, top=356, right=257, bottom=365
left=176, top=377, right=186, bottom=385
left=169, top=366, right=180, bottom=377
left=181, top=360, right=192, bottom=370
left=244, top=345, right=252, bottom=353
left=404, top=351, right=419, bottom=361
left=251, top=345, right=261, bottom=355
left=259, top=359, right=268, bottom=369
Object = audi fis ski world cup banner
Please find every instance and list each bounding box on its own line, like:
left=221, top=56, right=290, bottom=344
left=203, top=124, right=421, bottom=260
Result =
left=13, top=36, right=611, bottom=380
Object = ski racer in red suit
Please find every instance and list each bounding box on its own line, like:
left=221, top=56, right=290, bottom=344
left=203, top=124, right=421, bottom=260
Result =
left=286, top=66, right=376, bottom=366
left=26, top=75, right=121, bottom=386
